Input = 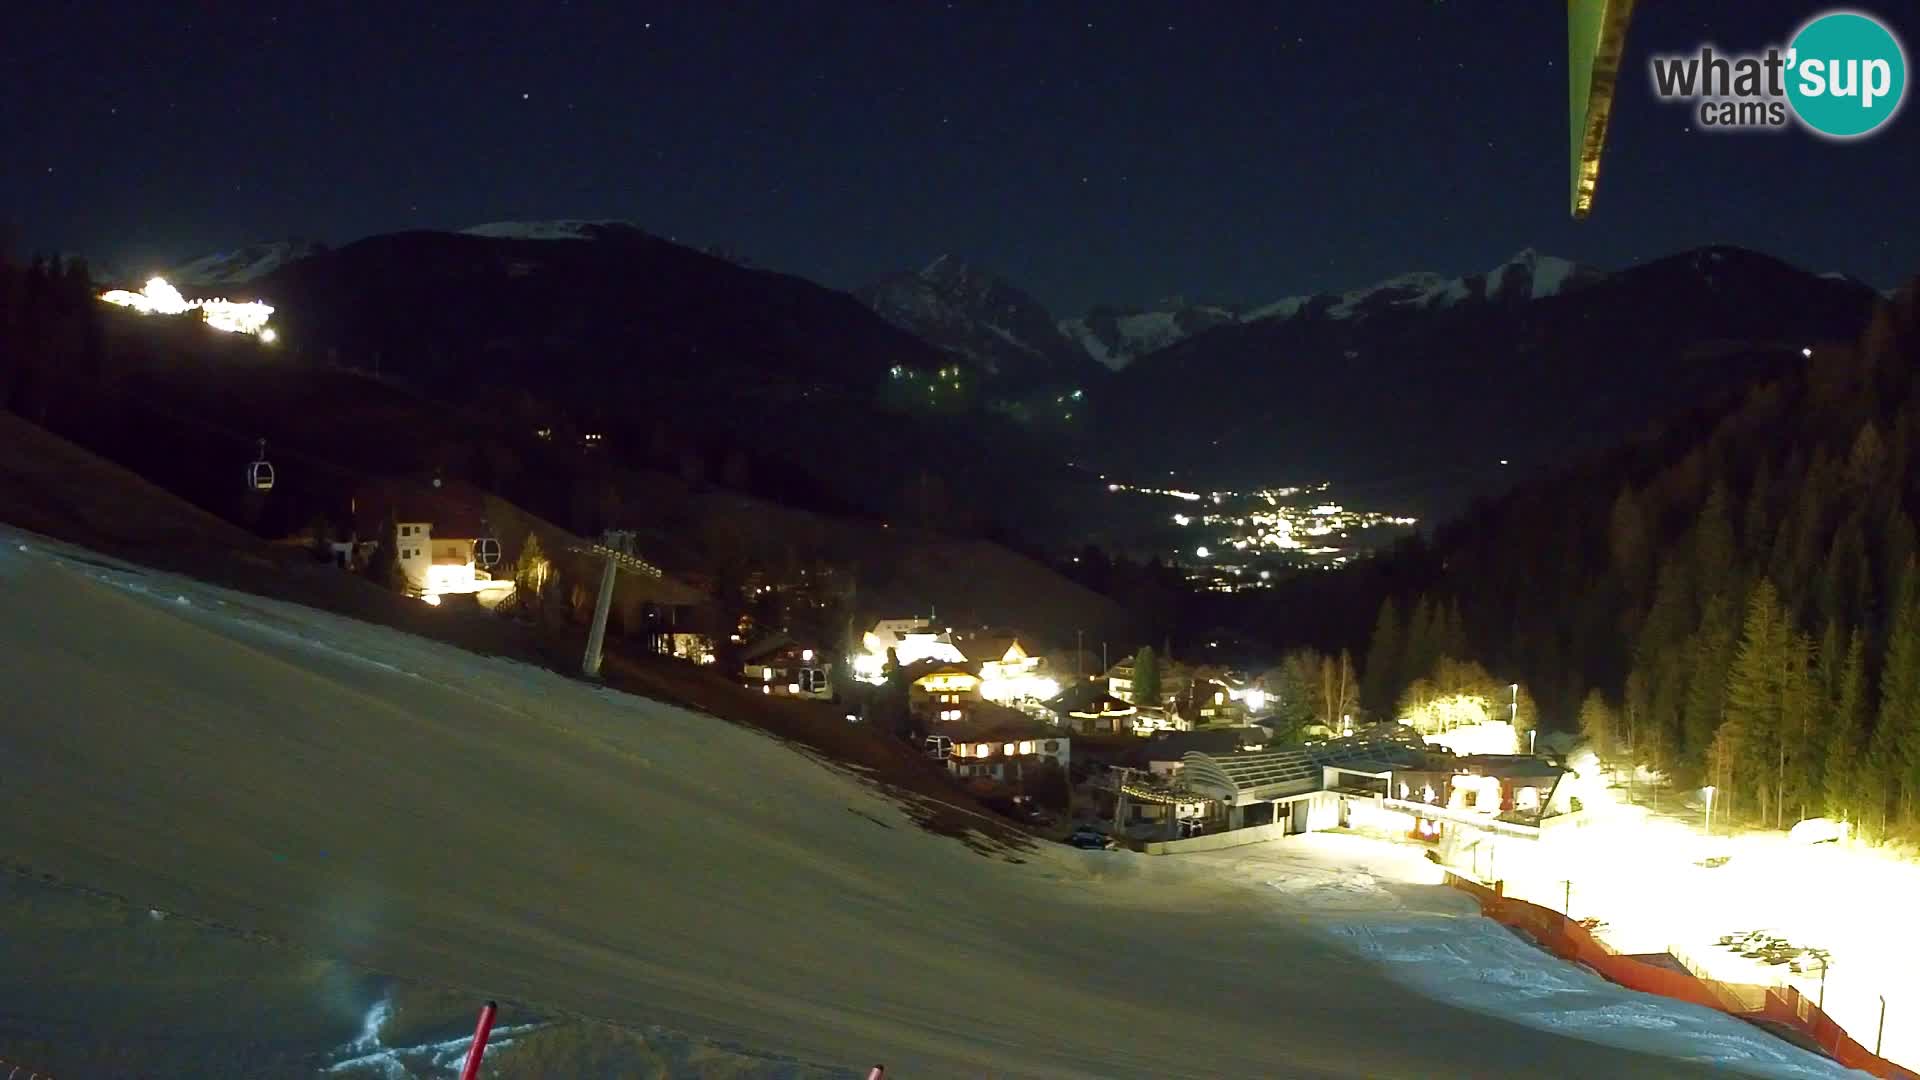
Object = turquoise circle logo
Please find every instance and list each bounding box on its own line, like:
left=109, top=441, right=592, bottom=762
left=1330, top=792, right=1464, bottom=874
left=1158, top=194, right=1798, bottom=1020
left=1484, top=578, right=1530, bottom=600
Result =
left=1786, top=11, right=1907, bottom=137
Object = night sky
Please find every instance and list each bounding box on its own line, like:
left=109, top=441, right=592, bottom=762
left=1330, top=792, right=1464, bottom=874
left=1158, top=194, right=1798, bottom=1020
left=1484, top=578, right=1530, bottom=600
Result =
left=9, top=1, right=1917, bottom=314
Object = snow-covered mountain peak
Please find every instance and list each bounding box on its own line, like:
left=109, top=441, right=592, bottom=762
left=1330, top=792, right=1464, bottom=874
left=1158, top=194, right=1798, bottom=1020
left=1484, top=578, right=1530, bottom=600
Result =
left=914, top=254, right=1008, bottom=301
left=167, top=239, right=326, bottom=288
left=1244, top=251, right=1603, bottom=326
left=857, top=257, right=1093, bottom=381
left=1487, top=248, right=1581, bottom=300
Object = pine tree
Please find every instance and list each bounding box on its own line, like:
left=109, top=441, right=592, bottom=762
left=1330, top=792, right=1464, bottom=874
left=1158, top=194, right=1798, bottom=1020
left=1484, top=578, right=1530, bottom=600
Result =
left=1578, top=689, right=1615, bottom=755
left=1845, top=423, right=1887, bottom=492
left=1609, top=486, right=1652, bottom=600
left=1818, top=519, right=1870, bottom=647
left=1878, top=562, right=1920, bottom=826
left=1817, top=620, right=1844, bottom=703
left=1623, top=668, right=1649, bottom=761
left=1272, top=652, right=1319, bottom=737
left=1403, top=595, right=1437, bottom=686
left=1742, top=458, right=1774, bottom=555
left=1824, top=629, right=1868, bottom=823
left=1361, top=597, right=1402, bottom=713
left=1683, top=593, right=1739, bottom=767
left=1865, top=704, right=1899, bottom=838
left=1132, top=646, right=1161, bottom=708
left=1694, top=484, right=1738, bottom=606
left=1780, top=630, right=1820, bottom=825
left=1723, top=580, right=1788, bottom=823
left=1440, top=599, right=1468, bottom=663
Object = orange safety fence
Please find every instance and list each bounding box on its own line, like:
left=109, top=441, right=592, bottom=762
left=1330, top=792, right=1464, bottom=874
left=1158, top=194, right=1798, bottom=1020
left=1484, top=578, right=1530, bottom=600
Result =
left=1444, top=873, right=1918, bottom=1080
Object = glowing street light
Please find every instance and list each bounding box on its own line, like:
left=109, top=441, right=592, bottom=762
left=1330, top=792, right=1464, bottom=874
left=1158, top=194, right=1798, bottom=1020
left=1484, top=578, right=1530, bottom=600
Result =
left=1703, top=785, right=1716, bottom=837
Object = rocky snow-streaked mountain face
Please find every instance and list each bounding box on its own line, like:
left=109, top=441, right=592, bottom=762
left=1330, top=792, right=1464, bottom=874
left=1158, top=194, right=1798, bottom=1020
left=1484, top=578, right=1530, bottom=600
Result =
left=1059, top=299, right=1242, bottom=372
left=855, top=256, right=1101, bottom=386
left=167, top=239, right=329, bottom=288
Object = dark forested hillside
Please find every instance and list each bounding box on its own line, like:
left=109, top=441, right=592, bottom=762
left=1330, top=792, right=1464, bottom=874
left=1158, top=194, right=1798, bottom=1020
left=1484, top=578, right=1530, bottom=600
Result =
left=1328, top=279, right=1920, bottom=835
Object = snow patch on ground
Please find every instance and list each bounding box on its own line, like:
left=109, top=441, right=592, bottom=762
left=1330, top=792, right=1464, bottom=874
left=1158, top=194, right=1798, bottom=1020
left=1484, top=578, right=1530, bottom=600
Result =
left=325, top=991, right=542, bottom=1077
left=1187, top=834, right=1857, bottom=1079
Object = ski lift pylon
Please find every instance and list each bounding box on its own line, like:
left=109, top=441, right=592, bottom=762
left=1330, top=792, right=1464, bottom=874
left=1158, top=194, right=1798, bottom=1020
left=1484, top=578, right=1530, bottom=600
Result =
left=247, top=437, right=275, bottom=492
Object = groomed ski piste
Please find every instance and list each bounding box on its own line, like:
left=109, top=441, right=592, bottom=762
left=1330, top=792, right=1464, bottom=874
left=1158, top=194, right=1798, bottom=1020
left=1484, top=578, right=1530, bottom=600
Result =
left=0, top=526, right=1866, bottom=1078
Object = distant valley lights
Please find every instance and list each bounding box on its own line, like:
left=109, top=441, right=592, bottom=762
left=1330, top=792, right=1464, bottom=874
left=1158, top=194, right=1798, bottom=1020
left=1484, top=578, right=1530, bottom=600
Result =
left=98, top=277, right=277, bottom=340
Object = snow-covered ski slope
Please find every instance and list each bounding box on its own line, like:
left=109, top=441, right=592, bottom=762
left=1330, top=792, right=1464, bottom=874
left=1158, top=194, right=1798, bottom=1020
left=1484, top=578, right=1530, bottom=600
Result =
left=0, top=527, right=1858, bottom=1078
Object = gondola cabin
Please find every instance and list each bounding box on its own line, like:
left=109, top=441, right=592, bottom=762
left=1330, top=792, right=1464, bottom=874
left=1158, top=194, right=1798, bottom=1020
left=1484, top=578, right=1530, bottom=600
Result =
left=247, top=440, right=275, bottom=493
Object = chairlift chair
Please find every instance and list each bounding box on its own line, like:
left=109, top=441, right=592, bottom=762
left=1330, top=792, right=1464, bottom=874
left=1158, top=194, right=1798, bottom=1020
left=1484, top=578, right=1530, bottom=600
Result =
left=247, top=438, right=275, bottom=492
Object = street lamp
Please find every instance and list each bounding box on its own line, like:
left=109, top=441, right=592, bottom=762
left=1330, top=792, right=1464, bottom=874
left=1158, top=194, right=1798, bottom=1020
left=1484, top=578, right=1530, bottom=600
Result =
left=1703, top=785, right=1716, bottom=837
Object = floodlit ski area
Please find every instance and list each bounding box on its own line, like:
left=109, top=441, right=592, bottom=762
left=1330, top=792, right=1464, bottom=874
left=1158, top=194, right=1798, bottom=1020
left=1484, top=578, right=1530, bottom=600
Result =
left=1488, top=793, right=1920, bottom=1069
left=0, top=528, right=1858, bottom=1079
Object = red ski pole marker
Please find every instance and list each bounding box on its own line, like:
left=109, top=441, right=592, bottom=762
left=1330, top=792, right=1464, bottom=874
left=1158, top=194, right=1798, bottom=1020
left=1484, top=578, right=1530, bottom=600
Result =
left=459, top=1000, right=499, bottom=1080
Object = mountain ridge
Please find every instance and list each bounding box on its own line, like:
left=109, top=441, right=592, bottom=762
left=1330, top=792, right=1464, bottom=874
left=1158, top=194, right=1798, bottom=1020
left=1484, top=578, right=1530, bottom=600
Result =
left=858, top=248, right=1608, bottom=375
left=1088, top=244, right=1882, bottom=521
left=855, top=255, right=1100, bottom=386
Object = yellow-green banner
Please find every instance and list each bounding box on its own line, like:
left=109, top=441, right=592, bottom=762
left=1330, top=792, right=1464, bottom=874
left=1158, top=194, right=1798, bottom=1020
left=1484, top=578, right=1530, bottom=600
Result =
left=1569, top=0, right=1637, bottom=219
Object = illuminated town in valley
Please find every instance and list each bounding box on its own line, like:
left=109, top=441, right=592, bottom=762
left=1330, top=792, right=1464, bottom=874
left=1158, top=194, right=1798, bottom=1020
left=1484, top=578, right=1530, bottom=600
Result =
left=1102, top=477, right=1419, bottom=589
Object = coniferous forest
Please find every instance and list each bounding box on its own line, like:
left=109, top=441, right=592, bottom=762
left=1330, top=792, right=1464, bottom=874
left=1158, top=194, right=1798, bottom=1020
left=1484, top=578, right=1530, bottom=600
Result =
left=1340, top=281, right=1920, bottom=835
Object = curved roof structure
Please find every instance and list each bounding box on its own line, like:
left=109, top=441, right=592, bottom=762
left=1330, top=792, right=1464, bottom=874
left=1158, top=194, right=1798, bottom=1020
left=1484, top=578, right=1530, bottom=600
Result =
left=1182, top=738, right=1422, bottom=805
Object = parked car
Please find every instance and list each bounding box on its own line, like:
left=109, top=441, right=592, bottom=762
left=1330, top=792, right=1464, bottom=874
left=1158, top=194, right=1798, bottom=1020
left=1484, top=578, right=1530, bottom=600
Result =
left=1067, top=826, right=1114, bottom=850
left=1787, top=817, right=1848, bottom=845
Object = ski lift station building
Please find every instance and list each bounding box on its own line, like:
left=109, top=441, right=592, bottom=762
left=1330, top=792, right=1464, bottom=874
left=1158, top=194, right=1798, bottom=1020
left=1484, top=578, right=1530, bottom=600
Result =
left=350, top=476, right=510, bottom=603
